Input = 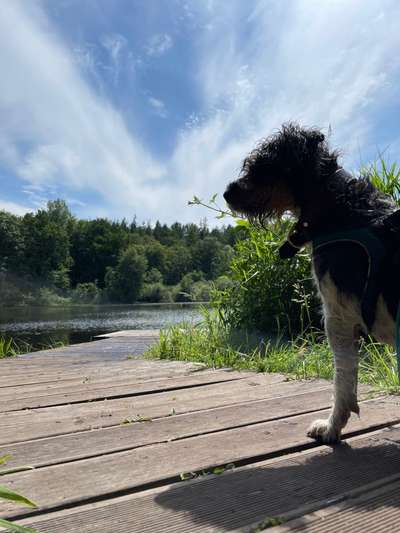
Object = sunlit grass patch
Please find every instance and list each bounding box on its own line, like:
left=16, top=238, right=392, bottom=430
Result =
left=0, top=337, right=23, bottom=359
left=146, top=310, right=400, bottom=393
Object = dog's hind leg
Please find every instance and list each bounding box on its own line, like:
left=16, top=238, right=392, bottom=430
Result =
left=307, top=278, right=361, bottom=444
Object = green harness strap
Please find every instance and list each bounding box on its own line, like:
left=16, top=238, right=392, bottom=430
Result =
left=313, top=228, right=400, bottom=379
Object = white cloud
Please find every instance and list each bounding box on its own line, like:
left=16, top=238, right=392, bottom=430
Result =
left=101, top=33, right=127, bottom=84
left=148, top=97, right=168, bottom=118
left=0, top=2, right=166, bottom=217
left=1, top=0, right=400, bottom=224
left=166, top=0, right=400, bottom=221
left=0, top=199, right=33, bottom=216
left=101, top=33, right=127, bottom=62
left=145, top=33, right=173, bottom=57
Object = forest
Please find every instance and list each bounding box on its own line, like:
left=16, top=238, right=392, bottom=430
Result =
left=0, top=200, right=241, bottom=306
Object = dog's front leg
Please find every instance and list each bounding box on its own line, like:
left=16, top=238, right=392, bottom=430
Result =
left=307, top=318, right=360, bottom=444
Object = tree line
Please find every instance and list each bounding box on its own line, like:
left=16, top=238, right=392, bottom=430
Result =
left=0, top=200, right=240, bottom=306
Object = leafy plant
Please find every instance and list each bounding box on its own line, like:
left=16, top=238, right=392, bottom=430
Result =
left=366, top=157, right=400, bottom=205
left=0, top=455, right=38, bottom=533
left=0, top=338, right=31, bottom=359
left=180, top=463, right=235, bottom=481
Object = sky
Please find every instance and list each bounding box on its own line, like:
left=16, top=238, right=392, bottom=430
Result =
left=1, top=0, right=400, bottom=224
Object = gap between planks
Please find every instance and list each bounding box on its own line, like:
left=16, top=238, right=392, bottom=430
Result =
left=0, top=369, right=273, bottom=412
left=0, top=379, right=332, bottom=444
left=0, top=387, right=335, bottom=467
left=5, top=425, right=400, bottom=532
left=1, top=397, right=399, bottom=520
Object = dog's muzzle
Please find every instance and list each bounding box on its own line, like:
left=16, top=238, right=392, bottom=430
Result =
left=223, top=181, right=243, bottom=208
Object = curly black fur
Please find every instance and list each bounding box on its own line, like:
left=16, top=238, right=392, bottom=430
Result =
left=224, top=122, right=400, bottom=445
left=224, top=122, right=396, bottom=233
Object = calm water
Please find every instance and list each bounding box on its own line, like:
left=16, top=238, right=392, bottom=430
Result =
left=0, top=304, right=203, bottom=350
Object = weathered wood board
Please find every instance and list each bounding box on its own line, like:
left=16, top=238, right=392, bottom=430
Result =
left=1, top=331, right=399, bottom=533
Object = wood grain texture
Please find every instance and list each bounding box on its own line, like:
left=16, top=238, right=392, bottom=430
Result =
left=1, top=399, right=399, bottom=518
left=6, top=426, right=400, bottom=532
left=0, top=388, right=334, bottom=468
left=0, top=378, right=326, bottom=444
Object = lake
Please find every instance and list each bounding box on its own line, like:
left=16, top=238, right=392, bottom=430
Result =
left=0, top=303, right=203, bottom=350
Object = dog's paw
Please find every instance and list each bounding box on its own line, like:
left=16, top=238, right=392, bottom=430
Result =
left=307, top=419, right=341, bottom=444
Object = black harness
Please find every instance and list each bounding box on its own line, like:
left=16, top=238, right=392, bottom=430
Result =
left=279, top=210, right=400, bottom=377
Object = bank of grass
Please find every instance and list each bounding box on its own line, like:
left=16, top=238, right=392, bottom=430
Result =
left=0, top=336, right=66, bottom=358
left=0, top=337, right=25, bottom=359
left=146, top=310, right=399, bottom=393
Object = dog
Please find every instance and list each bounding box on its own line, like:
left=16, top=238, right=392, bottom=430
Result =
left=223, top=123, right=400, bottom=444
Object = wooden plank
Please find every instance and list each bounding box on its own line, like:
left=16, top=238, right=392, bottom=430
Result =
left=0, top=366, right=244, bottom=392
left=20, top=336, right=159, bottom=362
left=1, top=398, right=399, bottom=518
left=0, top=365, right=204, bottom=388
left=0, top=368, right=254, bottom=402
left=273, top=478, right=400, bottom=532
left=0, top=388, right=335, bottom=468
left=0, top=378, right=327, bottom=444
left=4, top=423, right=400, bottom=531
left=0, top=359, right=208, bottom=387
left=0, top=372, right=284, bottom=412
left=96, top=330, right=160, bottom=338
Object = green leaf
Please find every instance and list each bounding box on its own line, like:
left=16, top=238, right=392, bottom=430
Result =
left=0, top=455, right=12, bottom=466
left=180, top=472, right=196, bottom=481
left=0, top=518, right=39, bottom=533
left=235, top=219, right=249, bottom=227
left=0, top=485, right=37, bottom=508
left=210, top=193, right=218, bottom=204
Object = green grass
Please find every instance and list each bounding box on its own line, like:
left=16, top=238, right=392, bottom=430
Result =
left=0, top=455, right=39, bottom=533
left=0, top=337, right=25, bottom=359
left=0, top=336, right=68, bottom=359
left=146, top=311, right=400, bottom=393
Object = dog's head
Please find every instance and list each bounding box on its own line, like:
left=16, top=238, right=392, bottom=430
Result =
left=224, top=123, right=336, bottom=223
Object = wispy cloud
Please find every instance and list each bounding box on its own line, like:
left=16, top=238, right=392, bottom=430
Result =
left=0, top=199, right=32, bottom=216
left=0, top=0, right=400, bottom=223
left=101, top=32, right=127, bottom=84
left=167, top=0, right=400, bottom=220
left=0, top=2, right=165, bottom=217
left=148, top=97, right=168, bottom=118
left=145, top=33, right=173, bottom=57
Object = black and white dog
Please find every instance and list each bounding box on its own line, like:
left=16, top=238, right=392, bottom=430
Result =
left=224, top=123, right=400, bottom=443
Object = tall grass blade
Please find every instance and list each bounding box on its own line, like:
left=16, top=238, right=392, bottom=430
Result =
left=0, top=518, right=39, bottom=533
left=0, top=486, right=37, bottom=508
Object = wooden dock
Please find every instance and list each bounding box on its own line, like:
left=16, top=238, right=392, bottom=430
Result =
left=1, top=331, right=400, bottom=532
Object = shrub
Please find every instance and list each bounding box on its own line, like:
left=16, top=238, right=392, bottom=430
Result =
left=34, top=287, right=71, bottom=306
left=191, top=280, right=212, bottom=301
left=212, top=219, right=319, bottom=336
left=140, top=283, right=173, bottom=303
left=72, top=282, right=101, bottom=304
left=174, top=271, right=206, bottom=302
left=143, top=268, right=163, bottom=284
left=105, top=246, right=147, bottom=303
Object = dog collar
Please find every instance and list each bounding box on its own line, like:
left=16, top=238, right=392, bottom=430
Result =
left=279, top=221, right=311, bottom=259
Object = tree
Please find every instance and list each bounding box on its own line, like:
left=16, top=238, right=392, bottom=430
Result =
left=144, top=241, right=167, bottom=273
left=105, top=246, right=147, bottom=303
left=0, top=211, right=24, bottom=272
left=211, top=244, right=234, bottom=278
left=71, top=219, right=128, bottom=287
left=164, top=246, right=192, bottom=285
left=21, top=201, right=73, bottom=282
left=192, top=237, right=222, bottom=279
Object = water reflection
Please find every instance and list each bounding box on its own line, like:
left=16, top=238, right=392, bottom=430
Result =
left=0, top=303, right=203, bottom=350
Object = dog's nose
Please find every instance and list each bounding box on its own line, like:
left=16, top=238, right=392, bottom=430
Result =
left=223, top=181, right=240, bottom=203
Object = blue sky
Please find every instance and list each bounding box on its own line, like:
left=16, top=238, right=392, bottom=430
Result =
left=1, top=0, right=400, bottom=223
